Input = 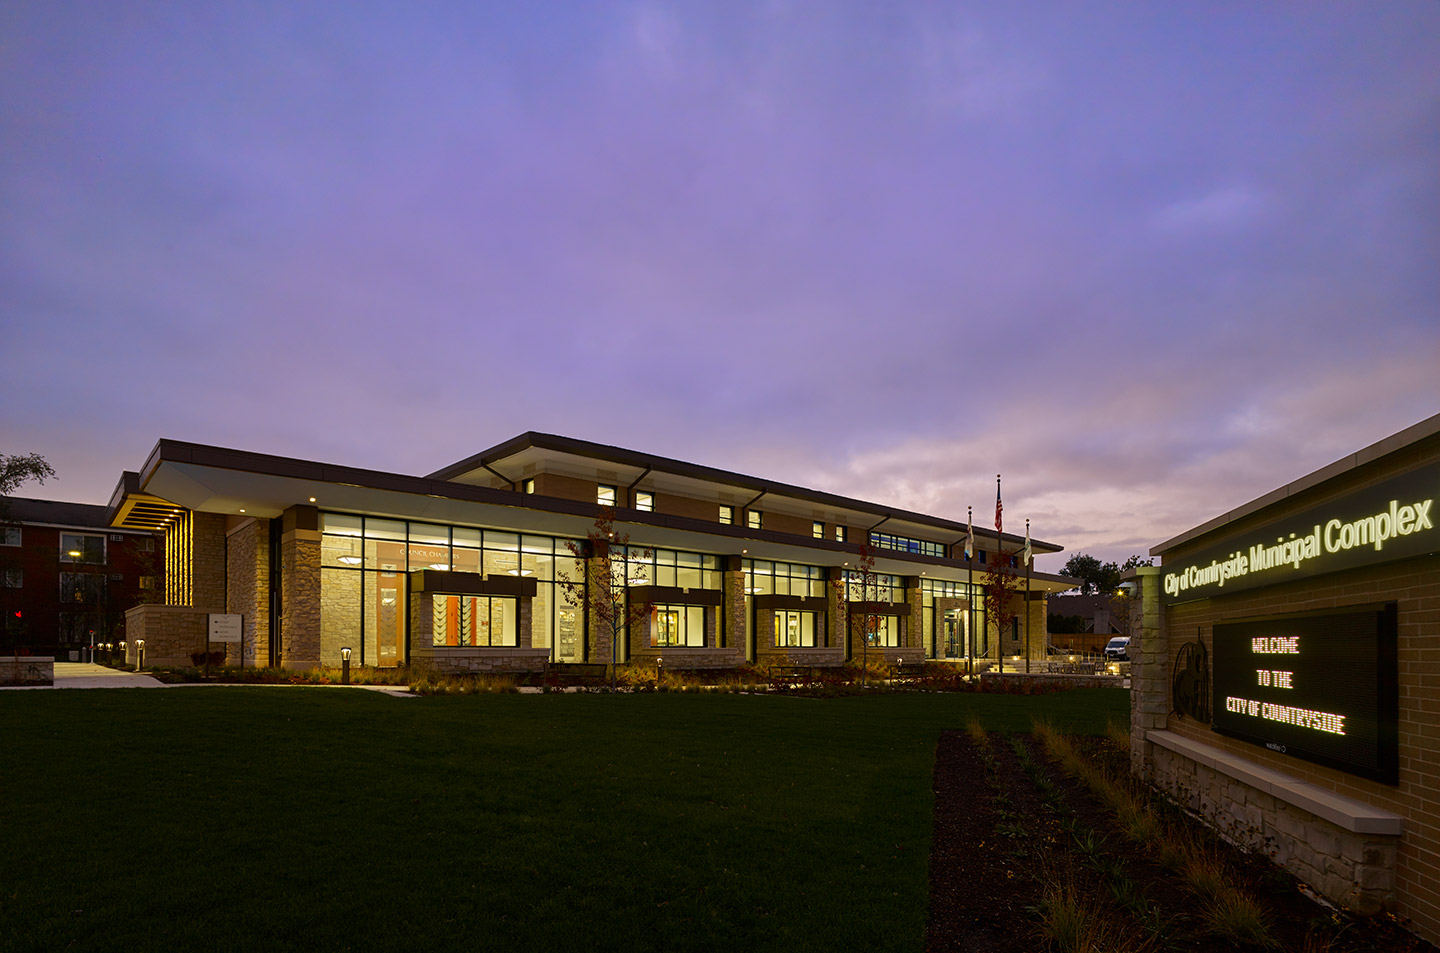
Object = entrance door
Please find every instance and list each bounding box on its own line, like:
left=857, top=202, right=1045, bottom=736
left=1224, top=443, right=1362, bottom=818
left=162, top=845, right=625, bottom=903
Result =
left=943, top=610, right=962, bottom=659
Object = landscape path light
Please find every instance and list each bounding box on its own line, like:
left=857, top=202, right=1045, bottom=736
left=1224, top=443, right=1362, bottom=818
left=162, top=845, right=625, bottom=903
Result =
left=136, top=639, right=145, bottom=670
left=341, top=646, right=351, bottom=685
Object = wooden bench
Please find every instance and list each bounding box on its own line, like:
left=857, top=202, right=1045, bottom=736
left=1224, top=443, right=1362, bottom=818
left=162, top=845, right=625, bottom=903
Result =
left=767, top=665, right=816, bottom=685
left=893, top=662, right=928, bottom=682
left=545, top=662, right=609, bottom=682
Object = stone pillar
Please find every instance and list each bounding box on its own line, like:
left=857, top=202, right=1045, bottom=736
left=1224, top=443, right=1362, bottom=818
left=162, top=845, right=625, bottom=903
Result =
left=723, top=556, right=747, bottom=660
left=226, top=517, right=270, bottom=667
left=1128, top=566, right=1167, bottom=782
left=826, top=567, right=847, bottom=658
left=279, top=505, right=321, bottom=669
left=905, top=577, right=924, bottom=654
left=192, top=513, right=227, bottom=612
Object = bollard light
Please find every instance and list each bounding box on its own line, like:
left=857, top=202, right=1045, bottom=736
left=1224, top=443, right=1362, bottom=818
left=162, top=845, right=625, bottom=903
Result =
left=341, top=646, right=352, bottom=685
left=136, top=639, right=145, bottom=670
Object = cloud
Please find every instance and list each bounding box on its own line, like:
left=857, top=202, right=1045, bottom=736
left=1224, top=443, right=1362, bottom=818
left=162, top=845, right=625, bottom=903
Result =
left=1151, top=185, right=1271, bottom=233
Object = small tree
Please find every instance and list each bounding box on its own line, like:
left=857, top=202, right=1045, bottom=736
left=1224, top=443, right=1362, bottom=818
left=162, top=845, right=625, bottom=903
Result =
left=982, top=549, right=1022, bottom=670
left=557, top=506, right=651, bottom=691
left=834, top=537, right=887, bottom=686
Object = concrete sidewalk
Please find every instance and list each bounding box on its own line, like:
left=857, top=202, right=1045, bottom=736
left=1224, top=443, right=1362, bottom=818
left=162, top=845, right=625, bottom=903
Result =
left=1, top=662, right=415, bottom=695
left=50, top=661, right=167, bottom=688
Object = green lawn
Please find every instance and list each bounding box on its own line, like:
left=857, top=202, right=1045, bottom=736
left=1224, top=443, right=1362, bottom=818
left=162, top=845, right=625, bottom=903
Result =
left=0, top=687, right=1126, bottom=953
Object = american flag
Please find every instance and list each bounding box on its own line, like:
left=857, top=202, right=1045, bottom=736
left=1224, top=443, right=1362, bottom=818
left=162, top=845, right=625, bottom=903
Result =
left=994, top=476, right=1003, bottom=534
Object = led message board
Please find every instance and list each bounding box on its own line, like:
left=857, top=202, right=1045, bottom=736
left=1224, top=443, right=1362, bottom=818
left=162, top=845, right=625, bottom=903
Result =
left=1161, top=460, right=1438, bottom=605
left=1211, top=603, right=1398, bottom=784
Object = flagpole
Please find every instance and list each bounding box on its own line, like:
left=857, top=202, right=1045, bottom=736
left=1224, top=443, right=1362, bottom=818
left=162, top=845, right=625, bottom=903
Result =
left=996, top=474, right=1003, bottom=676
left=1025, top=517, right=1032, bottom=674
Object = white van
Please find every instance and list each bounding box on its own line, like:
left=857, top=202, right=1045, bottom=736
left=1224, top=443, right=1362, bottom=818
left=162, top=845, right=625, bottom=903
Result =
left=1103, top=636, right=1132, bottom=661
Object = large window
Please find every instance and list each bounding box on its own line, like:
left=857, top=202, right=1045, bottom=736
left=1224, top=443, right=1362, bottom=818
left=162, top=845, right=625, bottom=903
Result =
left=59, top=572, right=104, bottom=604
left=868, top=616, right=900, bottom=647
left=622, top=547, right=722, bottom=590
left=845, top=571, right=904, bottom=603
left=652, top=604, right=705, bottom=647
left=60, top=533, right=105, bottom=564
left=774, top=610, right=817, bottom=647
left=432, top=595, right=516, bottom=647
left=320, top=513, right=583, bottom=665
left=743, top=559, right=826, bottom=597
left=871, top=532, right=946, bottom=558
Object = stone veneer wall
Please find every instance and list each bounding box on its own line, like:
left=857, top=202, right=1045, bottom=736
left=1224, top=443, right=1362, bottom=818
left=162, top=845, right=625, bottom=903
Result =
left=226, top=517, right=270, bottom=667
left=279, top=528, right=320, bottom=670
left=0, top=656, right=53, bottom=685
left=192, top=512, right=227, bottom=612
left=1147, top=733, right=1400, bottom=914
left=124, top=605, right=211, bottom=667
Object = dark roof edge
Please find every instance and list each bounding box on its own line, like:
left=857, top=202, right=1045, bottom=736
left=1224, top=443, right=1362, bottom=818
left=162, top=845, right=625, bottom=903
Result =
left=426, top=431, right=1063, bottom=553
left=1151, top=411, right=1440, bottom=557
left=120, top=438, right=1066, bottom=559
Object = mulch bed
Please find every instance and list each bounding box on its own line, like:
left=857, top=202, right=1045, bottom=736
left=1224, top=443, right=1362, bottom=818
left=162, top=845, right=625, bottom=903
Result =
left=927, top=729, right=1436, bottom=952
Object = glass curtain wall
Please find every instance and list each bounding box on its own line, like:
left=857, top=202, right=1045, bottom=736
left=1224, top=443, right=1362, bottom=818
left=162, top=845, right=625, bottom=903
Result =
left=618, top=547, right=723, bottom=658
left=319, top=514, right=583, bottom=665
left=743, top=560, right=827, bottom=653
left=919, top=578, right=986, bottom=660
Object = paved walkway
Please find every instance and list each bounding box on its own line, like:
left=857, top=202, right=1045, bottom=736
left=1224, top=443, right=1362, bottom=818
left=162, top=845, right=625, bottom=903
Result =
left=2, top=662, right=415, bottom=695
left=50, top=662, right=166, bottom=688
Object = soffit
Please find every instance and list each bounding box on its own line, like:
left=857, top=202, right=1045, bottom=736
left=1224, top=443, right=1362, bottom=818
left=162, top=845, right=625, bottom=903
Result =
left=118, top=456, right=1069, bottom=591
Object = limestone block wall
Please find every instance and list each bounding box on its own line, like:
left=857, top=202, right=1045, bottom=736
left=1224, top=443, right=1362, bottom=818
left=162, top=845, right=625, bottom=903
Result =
left=723, top=566, right=747, bottom=659
left=124, top=604, right=210, bottom=667
left=226, top=517, right=270, bottom=667
left=0, top=656, right=53, bottom=685
left=280, top=531, right=320, bottom=669
left=192, top=512, right=227, bottom=612
left=1148, top=737, right=1400, bottom=915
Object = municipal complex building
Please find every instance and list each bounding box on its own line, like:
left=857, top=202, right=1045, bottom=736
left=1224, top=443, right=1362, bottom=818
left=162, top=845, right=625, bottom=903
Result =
left=105, top=433, right=1074, bottom=672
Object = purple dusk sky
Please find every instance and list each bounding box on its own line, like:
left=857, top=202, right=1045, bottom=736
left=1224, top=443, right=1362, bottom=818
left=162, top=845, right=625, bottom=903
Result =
left=3, top=2, right=1437, bottom=571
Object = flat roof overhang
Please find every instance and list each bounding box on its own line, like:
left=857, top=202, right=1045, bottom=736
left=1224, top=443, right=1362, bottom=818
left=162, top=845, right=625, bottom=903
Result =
left=107, top=439, right=1075, bottom=592
left=428, top=431, right=1064, bottom=556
